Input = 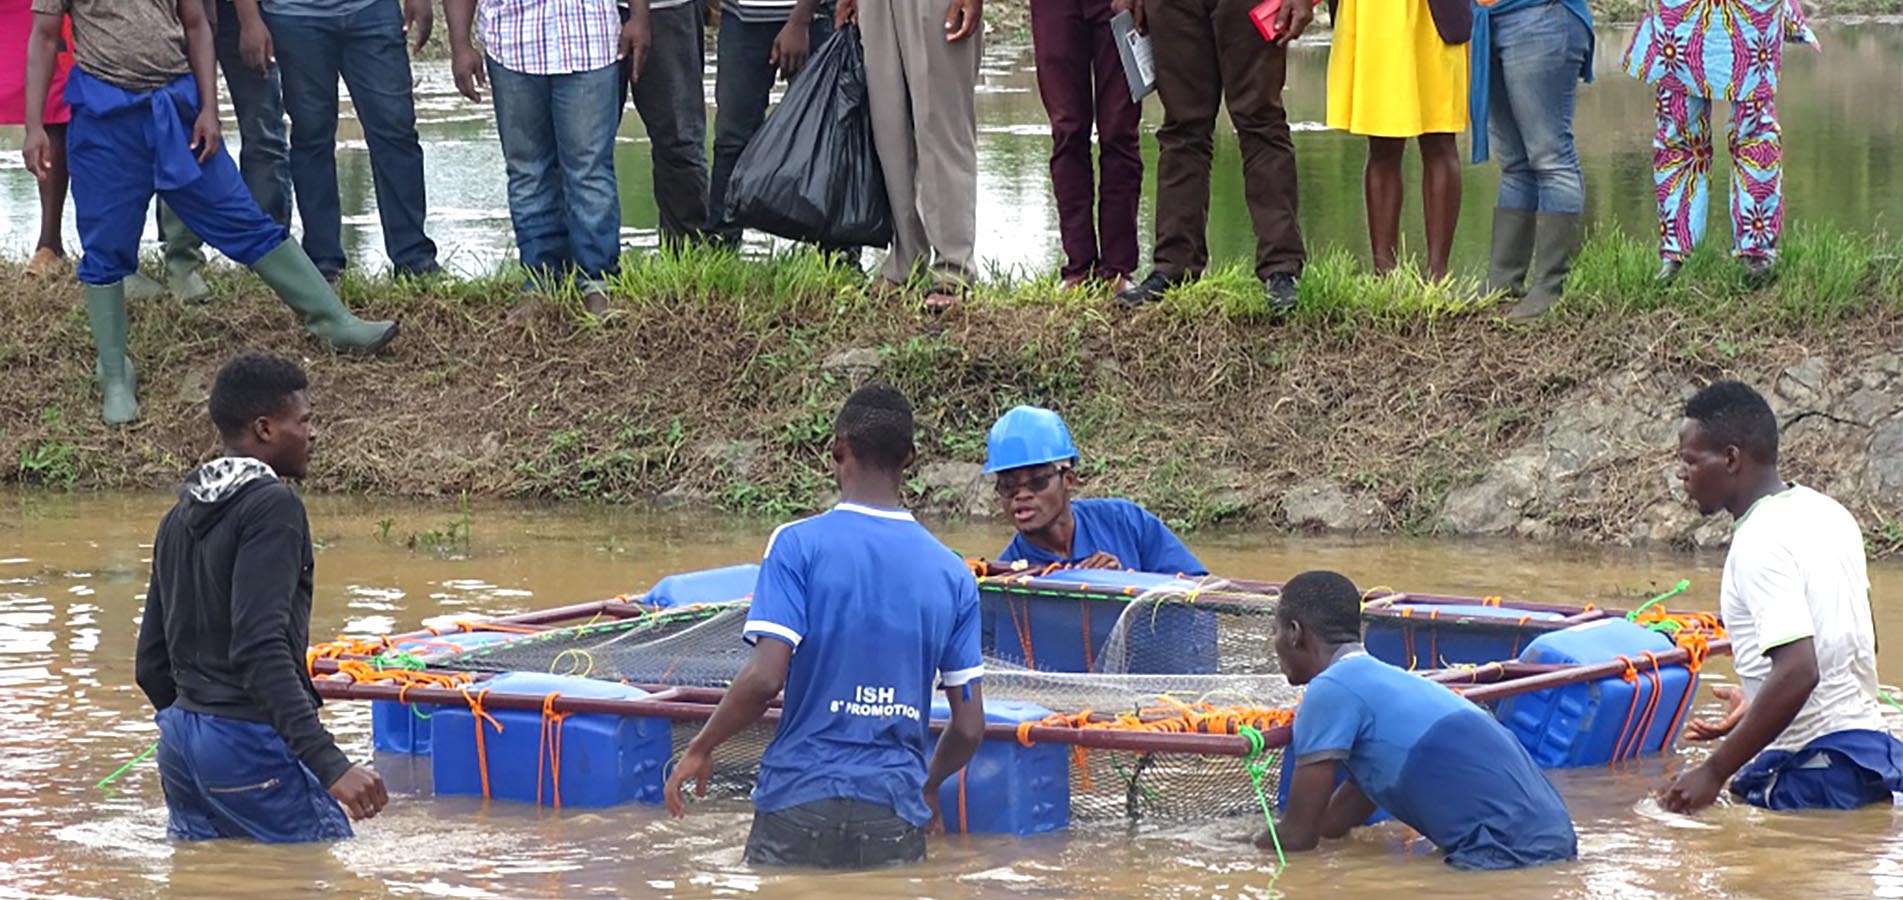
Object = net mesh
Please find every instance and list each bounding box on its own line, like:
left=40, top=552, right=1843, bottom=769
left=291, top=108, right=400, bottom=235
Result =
left=429, top=590, right=1299, bottom=821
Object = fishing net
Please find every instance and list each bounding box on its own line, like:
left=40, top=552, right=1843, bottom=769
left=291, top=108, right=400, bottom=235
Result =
left=428, top=594, right=1301, bottom=822
left=980, top=573, right=1283, bottom=676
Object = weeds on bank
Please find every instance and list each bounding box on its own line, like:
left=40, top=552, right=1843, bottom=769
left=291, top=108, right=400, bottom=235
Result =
left=15, top=407, right=80, bottom=490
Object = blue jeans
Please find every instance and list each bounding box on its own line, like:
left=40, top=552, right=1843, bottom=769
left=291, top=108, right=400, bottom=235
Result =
left=216, top=0, right=294, bottom=225
left=708, top=14, right=834, bottom=245
left=1486, top=2, right=1590, bottom=214
left=487, top=59, right=623, bottom=294
left=156, top=706, right=352, bottom=843
left=620, top=3, right=709, bottom=245
left=268, top=1, right=438, bottom=277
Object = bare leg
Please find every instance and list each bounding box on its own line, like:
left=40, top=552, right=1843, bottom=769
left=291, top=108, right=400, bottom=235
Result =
left=1419, top=132, right=1461, bottom=281
left=1365, top=137, right=1406, bottom=274
left=36, top=122, right=68, bottom=255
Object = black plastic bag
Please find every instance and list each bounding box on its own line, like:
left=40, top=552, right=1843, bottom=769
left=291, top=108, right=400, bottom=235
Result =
left=723, top=25, right=892, bottom=248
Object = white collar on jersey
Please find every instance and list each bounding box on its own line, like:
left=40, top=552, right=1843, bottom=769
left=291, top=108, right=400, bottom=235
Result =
left=834, top=502, right=915, bottom=521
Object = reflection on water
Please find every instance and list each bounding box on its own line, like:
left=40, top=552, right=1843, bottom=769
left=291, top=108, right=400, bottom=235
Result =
left=2, top=22, right=1899, bottom=278
left=1, top=489, right=1899, bottom=898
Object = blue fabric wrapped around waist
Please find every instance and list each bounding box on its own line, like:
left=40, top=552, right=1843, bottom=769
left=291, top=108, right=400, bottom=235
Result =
left=1731, top=728, right=1903, bottom=810
left=1468, top=0, right=1595, bottom=163
left=64, top=69, right=204, bottom=191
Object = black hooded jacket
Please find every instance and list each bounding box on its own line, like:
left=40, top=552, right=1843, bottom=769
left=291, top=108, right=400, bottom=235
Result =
left=134, top=457, right=351, bottom=787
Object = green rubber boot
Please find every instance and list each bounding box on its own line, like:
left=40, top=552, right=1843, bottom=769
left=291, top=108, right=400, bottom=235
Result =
left=83, top=282, right=139, bottom=425
left=158, top=203, right=211, bottom=303
left=1508, top=212, right=1583, bottom=322
left=250, top=242, right=400, bottom=353
left=1486, top=207, right=1537, bottom=298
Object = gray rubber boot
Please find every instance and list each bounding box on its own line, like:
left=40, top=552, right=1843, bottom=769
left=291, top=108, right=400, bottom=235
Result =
left=1508, top=212, right=1583, bottom=322
left=83, top=282, right=139, bottom=425
left=1487, top=207, right=1537, bottom=298
left=250, top=242, right=400, bottom=353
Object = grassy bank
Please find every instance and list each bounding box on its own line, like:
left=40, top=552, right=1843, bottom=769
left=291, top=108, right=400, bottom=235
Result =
left=3, top=224, right=1901, bottom=541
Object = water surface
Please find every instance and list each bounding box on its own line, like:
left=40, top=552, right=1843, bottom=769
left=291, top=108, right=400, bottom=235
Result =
left=1, top=490, right=1899, bottom=898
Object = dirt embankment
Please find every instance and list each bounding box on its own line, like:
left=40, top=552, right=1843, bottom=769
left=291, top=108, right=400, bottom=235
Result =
left=6, top=251, right=1903, bottom=556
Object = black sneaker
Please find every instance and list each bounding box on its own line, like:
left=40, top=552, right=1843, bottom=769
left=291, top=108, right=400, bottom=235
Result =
left=1655, top=259, right=1683, bottom=284
left=1116, top=270, right=1185, bottom=306
left=1264, top=272, right=1299, bottom=316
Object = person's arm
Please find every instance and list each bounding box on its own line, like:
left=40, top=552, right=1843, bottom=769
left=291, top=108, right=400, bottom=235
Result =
left=403, top=0, right=434, bottom=52
left=665, top=638, right=792, bottom=814
left=134, top=524, right=178, bottom=712
left=621, top=0, right=652, bottom=83
left=772, top=0, right=824, bottom=79
left=444, top=0, right=486, bottom=102
left=228, top=489, right=352, bottom=787
left=1110, top=0, right=1143, bottom=33
left=21, top=10, right=64, bottom=180
left=1272, top=0, right=1314, bottom=46
left=1318, top=776, right=1377, bottom=839
left=1269, top=759, right=1340, bottom=852
left=1658, top=638, right=1818, bottom=813
left=922, top=576, right=988, bottom=830
left=1135, top=505, right=1205, bottom=576
left=231, top=0, right=273, bottom=72
left=177, top=0, right=222, bottom=162
left=944, top=0, right=980, bottom=41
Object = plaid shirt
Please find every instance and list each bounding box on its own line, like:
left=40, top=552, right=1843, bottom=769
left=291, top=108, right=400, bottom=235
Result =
left=479, top=0, right=622, bottom=76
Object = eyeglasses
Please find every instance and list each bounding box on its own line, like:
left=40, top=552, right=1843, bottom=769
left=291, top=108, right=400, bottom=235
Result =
left=994, top=469, right=1063, bottom=497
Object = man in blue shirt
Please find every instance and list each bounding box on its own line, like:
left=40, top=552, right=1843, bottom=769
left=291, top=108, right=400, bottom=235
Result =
left=1271, top=570, right=1577, bottom=870
left=665, top=384, right=987, bottom=869
left=987, top=405, right=1206, bottom=576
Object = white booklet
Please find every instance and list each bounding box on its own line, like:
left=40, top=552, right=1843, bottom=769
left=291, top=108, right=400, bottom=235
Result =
left=1110, top=10, right=1156, bottom=103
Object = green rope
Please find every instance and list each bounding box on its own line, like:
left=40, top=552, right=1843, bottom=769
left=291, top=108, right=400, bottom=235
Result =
left=96, top=742, right=157, bottom=790
left=1627, top=579, right=1692, bottom=622
left=372, top=651, right=428, bottom=671
left=1882, top=689, right=1903, bottom=717
left=1238, top=725, right=1287, bottom=878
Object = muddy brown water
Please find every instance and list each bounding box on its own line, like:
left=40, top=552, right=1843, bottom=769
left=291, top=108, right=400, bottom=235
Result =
left=2, top=21, right=1901, bottom=277
left=2, top=490, right=1900, bottom=898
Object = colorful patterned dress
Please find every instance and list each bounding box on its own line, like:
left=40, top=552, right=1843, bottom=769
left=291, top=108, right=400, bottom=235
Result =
left=1622, top=0, right=1819, bottom=261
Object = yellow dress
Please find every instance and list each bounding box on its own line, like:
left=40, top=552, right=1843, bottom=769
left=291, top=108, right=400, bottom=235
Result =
left=1325, top=0, right=1471, bottom=138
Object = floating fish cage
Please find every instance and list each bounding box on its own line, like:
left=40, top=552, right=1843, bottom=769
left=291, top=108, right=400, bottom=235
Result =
left=309, top=565, right=1726, bottom=835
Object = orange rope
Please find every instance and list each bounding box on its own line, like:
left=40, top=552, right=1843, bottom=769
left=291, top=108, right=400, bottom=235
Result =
left=1508, top=615, right=1532, bottom=659
left=1657, top=633, right=1712, bottom=752
left=458, top=687, right=503, bottom=798
left=538, top=692, right=568, bottom=809
left=1427, top=608, right=1440, bottom=669
left=1627, top=653, right=1666, bottom=762
left=1008, top=596, right=1037, bottom=669
left=956, top=768, right=968, bottom=833
left=1080, top=600, right=1094, bottom=674
left=1609, top=657, right=1643, bottom=765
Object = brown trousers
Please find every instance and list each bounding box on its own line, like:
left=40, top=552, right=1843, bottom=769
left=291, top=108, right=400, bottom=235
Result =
left=1147, top=0, right=1305, bottom=279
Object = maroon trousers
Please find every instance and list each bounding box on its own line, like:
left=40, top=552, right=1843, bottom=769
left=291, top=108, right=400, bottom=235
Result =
left=1032, top=0, right=1143, bottom=281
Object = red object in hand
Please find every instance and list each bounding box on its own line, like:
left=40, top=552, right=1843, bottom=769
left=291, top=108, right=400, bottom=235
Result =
left=1249, top=0, right=1282, bottom=42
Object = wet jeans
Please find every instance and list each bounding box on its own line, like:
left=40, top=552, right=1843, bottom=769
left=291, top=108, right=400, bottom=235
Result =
left=156, top=706, right=352, bottom=844
left=1486, top=1, right=1591, bottom=214
left=268, top=0, right=439, bottom=278
left=487, top=60, right=623, bottom=294
left=743, top=797, right=926, bottom=869
left=621, top=3, right=710, bottom=245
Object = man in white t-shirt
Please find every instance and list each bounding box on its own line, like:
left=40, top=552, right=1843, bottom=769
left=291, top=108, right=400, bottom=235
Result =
left=1659, top=380, right=1902, bottom=813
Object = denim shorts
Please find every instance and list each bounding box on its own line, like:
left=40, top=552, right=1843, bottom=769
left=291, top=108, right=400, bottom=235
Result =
left=743, top=797, right=926, bottom=869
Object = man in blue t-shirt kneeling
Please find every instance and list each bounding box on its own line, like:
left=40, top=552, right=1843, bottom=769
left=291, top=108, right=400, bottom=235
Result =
left=665, top=384, right=987, bottom=869
left=1271, top=570, right=1577, bottom=870
left=987, top=405, right=1205, bottom=576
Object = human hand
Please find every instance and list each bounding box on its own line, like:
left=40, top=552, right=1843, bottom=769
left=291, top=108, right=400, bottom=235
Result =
left=1683, top=684, right=1746, bottom=742
left=240, top=20, right=274, bottom=72
left=328, top=765, right=389, bottom=820
left=922, top=785, right=945, bottom=834
left=22, top=129, right=51, bottom=182
left=620, top=10, right=652, bottom=83
left=944, top=0, right=981, bottom=41
left=1111, top=0, right=1145, bottom=32
left=1273, top=0, right=1313, bottom=45
left=771, top=18, right=812, bottom=80
left=451, top=43, right=487, bottom=102
left=836, top=0, right=858, bottom=27
left=190, top=109, right=223, bottom=163
left=664, top=747, right=714, bottom=817
left=1656, top=761, right=1725, bottom=815
left=1076, top=551, right=1123, bottom=570
left=404, top=0, right=434, bottom=52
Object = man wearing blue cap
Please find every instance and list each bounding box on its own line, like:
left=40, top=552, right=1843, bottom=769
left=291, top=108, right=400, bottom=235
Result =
left=986, top=405, right=1206, bottom=575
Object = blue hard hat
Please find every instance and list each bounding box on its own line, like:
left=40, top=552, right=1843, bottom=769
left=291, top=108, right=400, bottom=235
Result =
left=984, top=406, right=1080, bottom=474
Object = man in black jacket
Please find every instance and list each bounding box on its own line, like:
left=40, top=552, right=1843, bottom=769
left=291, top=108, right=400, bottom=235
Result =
left=136, top=351, right=385, bottom=842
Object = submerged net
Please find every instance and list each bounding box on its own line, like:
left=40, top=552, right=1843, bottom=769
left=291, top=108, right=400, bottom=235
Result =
left=429, top=592, right=1300, bottom=822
